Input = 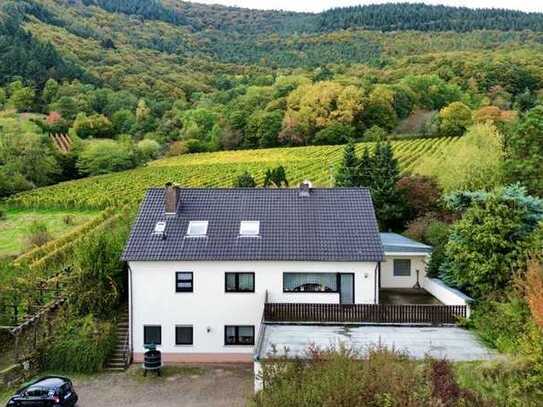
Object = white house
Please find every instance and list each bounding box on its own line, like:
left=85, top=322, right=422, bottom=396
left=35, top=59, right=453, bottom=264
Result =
left=122, top=183, right=449, bottom=364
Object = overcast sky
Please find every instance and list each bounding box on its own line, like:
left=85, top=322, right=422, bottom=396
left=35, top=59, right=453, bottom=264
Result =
left=187, top=0, right=543, bottom=13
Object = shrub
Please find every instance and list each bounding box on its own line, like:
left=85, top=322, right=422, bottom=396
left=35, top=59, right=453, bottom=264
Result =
left=137, top=139, right=161, bottom=162
left=166, top=140, right=188, bottom=157
left=63, top=215, right=75, bottom=225
left=26, top=221, right=52, bottom=248
left=235, top=171, right=256, bottom=188
left=254, top=346, right=486, bottom=407
left=65, top=223, right=128, bottom=318
left=44, top=314, right=116, bottom=373
left=526, top=260, right=543, bottom=329
left=397, top=175, right=442, bottom=221
left=363, top=125, right=387, bottom=142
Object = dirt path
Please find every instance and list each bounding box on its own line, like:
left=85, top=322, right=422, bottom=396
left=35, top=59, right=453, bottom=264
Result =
left=73, top=364, right=253, bottom=407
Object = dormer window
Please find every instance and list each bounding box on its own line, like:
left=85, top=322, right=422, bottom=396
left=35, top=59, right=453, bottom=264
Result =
left=239, top=221, right=260, bottom=237
left=186, top=221, right=208, bottom=237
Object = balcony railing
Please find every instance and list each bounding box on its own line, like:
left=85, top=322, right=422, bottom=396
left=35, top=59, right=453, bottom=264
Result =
left=264, top=303, right=467, bottom=325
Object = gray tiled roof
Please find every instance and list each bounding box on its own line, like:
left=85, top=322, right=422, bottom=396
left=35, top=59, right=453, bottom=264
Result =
left=380, top=233, right=432, bottom=254
left=122, top=188, right=384, bottom=262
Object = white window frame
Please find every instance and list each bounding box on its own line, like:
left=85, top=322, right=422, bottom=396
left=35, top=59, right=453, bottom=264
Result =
left=239, top=221, right=260, bottom=237
left=186, top=221, right=208, bottom=237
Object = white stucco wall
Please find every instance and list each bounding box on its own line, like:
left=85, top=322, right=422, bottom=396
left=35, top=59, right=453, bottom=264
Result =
left=380, top=254, right=428, bottom=289
left=422, top=278, right=473, bottom=315
left=129, top=260, right=377, bottom=359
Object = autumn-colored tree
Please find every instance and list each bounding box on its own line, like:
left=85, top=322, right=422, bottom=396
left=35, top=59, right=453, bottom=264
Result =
left=281, top=82, right=365, bottom=145
left=397, top=175, right=443, bottom=221
left=439, top=102, right=473, bottom=136
left=474, top=105, right=517, bottom=126
left=526, top=260, right=543, bottom=329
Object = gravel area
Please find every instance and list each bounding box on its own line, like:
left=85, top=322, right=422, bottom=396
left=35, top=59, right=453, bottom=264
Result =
left=73, top=364, right=253, bottom=407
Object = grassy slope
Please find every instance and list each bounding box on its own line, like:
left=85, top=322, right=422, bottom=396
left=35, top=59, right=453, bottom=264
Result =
left=5, top=137, right=460, bottom=210
left=0, top=208, right=98, bottom=258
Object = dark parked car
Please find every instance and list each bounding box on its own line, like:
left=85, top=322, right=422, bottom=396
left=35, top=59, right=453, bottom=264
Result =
left=6, top=376, right=78, bottom=407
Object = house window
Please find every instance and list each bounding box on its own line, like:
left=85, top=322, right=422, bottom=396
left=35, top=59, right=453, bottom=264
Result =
left=239, top=221, right=260, bottom=236
left=175, top=326, right=193, bottom=345
left=393, top=259, right=411, bottom=277
left=186, top=221, right=208, bottom=237
left=283, top=273, right=338, bottom=292
left=225, top=273, right=255, bottom=292
left=225, top=326, right=255, bottom=345
left=144, top=325, right=161, bottom=346
left=176, top=272, right=193, bottom=292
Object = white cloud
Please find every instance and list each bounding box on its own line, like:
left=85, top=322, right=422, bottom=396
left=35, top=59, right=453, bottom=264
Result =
left=187, top=0, right=543, bottom=13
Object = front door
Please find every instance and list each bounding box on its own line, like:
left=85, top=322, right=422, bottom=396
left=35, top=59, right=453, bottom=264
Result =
left=339, top=273, right=354, bottom=305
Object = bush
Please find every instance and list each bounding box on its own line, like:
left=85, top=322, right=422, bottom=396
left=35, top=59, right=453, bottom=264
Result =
left=254, top=346, right=487, bottom=407
left=0, top=208, right=5, bottom=221
left=44, top=314, right=116, bottom=373
left=397, top=175, right=442, bottom=221
left=66, top=223, right=128, bottom=318
left=137, top=139, right=161, bottom=162
left=235, top=171, right=256, bottom=188
left=363, top=125, right=387, bottom=142
left=166, top=140, right=188, bottom=157
left=26, top=221, right=52, bottom=248
left=63, top=215, right=75, bottom=225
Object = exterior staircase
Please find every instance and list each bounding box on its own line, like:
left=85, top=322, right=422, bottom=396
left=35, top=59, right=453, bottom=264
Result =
left=105, top=304, right=130, bottom=372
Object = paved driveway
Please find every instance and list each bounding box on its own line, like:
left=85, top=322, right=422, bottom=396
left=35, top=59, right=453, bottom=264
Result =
left=258, top=325, right=494, bottom=361
left=73, top=364, right=253, bottom=407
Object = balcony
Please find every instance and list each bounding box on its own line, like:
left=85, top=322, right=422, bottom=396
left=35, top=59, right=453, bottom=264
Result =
left=263, top=302, right=467, bottom=325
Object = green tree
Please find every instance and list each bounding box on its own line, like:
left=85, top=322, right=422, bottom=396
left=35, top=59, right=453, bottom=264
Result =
left=335, top=140, right=359, bottom=187
left=235, top=171, right=257, bottom=187
left=42, top=79, right=59, bottom=105
left=73, top=113, right=113, bottom=139
left=8, top=83, right=35, bottom=112
left=439, top=102, right=473, bottom=136
left=363, top=125, right=387, bottom=142
left=358, top=146, right=374, bottom=188
left=370, top=142, right=406, bottom=230
left=314, top=123, right=355, bottom=145
left=264, top=166, right=289, bottom=187
left=441, top=186, right=543, bottom=297
left=505, top=105, right=543, bottom=196
left=0, top=131, right=60, bottom=189
left=245, top=110, right=283, bottom=147
left=418, top=123, right=504, bottom=193
left=112, top=109, right=136, bottom=135
left=77, top=140, right=137, bottom=175
left=137, top=139, right=161, bottom=162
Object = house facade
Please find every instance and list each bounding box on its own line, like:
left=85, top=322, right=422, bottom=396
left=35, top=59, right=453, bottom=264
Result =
left=122, top=184, right=431, bottom=363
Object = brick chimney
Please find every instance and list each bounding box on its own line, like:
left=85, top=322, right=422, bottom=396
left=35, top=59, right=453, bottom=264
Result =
left=164, top=182, right=179, bottom=215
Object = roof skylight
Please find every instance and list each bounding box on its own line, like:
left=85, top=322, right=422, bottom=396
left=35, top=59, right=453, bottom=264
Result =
left=186, top=221, right=208, bottom=237
left=240, top=221, right=260, bottom=236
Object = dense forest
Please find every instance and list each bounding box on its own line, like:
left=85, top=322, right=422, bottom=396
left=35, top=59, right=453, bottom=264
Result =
left=1, top=0, right=543, bottom=197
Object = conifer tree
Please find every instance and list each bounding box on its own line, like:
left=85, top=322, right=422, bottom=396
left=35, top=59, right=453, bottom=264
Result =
left=358, top=146, right=373, bottom=188
left=335, top=140, right=359, bottom=187
left=369, top=142, right=406, bottom=230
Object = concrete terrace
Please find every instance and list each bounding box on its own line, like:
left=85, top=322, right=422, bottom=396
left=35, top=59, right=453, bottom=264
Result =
left=257, top=325, right=494, bottom=362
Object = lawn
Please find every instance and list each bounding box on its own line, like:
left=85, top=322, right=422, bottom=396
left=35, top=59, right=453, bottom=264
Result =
left=0, top=208, right=99, bottom=258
